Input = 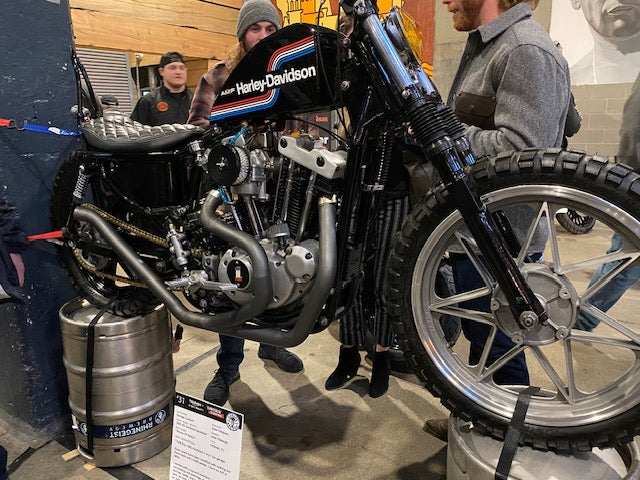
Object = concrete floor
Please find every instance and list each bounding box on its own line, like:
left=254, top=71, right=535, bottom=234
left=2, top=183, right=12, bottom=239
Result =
left=1, top=321, right=450, bottom=480
left=2, top=220, right=640, bottom=479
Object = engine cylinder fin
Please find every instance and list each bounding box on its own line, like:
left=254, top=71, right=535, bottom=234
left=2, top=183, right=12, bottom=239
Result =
left=284, top=166, right=310, bottom=240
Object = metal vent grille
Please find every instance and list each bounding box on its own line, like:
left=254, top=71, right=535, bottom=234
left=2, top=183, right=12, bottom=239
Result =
left=76, top=48, right=134, bottom=116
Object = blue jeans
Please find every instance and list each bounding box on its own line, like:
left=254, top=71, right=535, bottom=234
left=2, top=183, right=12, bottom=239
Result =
left=451, top=254, right=530, bottom=386
left=0, top=444, right=7, bottom=480
left=217, top=334, right=245, bottom=377
left=574, top=233, right=640, bottom=332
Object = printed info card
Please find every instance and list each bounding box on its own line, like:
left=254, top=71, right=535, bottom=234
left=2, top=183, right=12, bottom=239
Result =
left=169, top=392, right=243, bottom=480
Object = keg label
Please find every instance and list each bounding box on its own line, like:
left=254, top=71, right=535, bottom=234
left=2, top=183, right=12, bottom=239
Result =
left=72, top=404, right=170, bottom=439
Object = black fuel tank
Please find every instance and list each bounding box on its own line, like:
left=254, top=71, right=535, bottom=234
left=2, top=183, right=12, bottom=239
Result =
left=210, top=23, right=342, bottom=125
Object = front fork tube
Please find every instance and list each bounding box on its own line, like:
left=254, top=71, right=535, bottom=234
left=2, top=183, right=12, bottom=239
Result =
left=429, top=138, right=548, bottom=328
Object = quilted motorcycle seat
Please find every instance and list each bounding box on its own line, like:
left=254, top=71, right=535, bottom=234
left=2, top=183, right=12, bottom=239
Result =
left=80, top=114, right=204, bottom=153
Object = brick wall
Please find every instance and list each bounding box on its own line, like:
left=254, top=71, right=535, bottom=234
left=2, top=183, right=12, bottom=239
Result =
left=568, top=83, right=634, bottom=159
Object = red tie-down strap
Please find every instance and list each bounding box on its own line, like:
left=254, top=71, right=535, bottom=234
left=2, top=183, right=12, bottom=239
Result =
left=27, top=230, right=64, bottom=242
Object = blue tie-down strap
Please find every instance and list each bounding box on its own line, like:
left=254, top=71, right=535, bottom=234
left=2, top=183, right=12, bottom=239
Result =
left=21, top=122, right=81, bottom=136
left=0, top=117, right=81, bottom=136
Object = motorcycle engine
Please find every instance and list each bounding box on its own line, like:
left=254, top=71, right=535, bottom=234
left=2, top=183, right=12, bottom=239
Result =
left=206, top=139, right=275, bottom=202
left=197, top=131, right=323, bottom=311
left=217, top=238, right=319, bottom=309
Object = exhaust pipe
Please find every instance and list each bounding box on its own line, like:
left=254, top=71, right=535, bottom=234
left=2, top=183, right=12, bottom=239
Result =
left=73, top=189, right=271, bottom=331
left=72, top=193, right=337, bottom=347
left=231, top=196, right=337, bottom=347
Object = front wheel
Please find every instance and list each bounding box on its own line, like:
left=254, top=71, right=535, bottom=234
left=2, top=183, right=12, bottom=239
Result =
left=386, top=149, right=640, bottom=452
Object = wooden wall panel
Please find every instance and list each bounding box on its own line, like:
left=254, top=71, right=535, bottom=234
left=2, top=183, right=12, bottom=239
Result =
left=129, top=52, right=163, bottom=68
left=70, top=0, right=240, bottom=36
left=70, top=0, right=435, bottom=94
left=71, top=9, right=236, bottom=61
left=185, top=59, right=210, bottom=91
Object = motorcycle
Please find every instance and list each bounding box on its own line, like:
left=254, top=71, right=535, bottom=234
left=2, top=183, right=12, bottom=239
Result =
left=53, top=0, right=640, bottom=453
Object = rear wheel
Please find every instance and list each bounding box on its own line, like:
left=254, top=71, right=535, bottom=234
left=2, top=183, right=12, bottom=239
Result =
left=387, top=149, right=640, bottom=452
left=51, top=152, right=159, bottom=316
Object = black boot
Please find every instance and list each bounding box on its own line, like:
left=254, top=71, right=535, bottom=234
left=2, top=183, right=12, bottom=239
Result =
left=325, top=345, right=361, bottom=390
left=258, top=344, right=304, bottom=373
left=204, top=369, right=240, bottom=406
left=369, top=350, right=390, bottom=398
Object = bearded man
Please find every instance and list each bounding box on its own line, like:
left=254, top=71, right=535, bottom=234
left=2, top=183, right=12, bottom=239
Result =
left=445, top=0, right=570, bottom=154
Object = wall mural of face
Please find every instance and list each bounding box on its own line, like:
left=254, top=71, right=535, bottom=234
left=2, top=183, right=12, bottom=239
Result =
left=572, top=0, right=640, bottom=40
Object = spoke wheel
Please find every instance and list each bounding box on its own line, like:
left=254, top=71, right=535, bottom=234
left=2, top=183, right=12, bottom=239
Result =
left=387, top=149, right=640, bottom=452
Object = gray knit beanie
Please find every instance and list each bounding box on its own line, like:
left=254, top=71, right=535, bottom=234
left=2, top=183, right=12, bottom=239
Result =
left=237, top=0, right=281, bottom=40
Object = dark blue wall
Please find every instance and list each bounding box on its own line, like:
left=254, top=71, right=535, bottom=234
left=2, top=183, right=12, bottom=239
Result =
left=0, top=0, right=79, bottom=434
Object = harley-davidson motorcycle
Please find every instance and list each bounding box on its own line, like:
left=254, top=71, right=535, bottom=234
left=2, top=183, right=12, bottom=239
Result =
left=53, top=0, right=640, bottom=453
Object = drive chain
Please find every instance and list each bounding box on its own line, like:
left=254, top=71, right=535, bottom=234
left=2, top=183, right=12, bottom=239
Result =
left=71, top=203, right=209, bottom=289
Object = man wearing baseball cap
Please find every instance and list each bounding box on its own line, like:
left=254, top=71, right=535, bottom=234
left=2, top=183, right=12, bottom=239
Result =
left=131, top=51, right=194, bottom=125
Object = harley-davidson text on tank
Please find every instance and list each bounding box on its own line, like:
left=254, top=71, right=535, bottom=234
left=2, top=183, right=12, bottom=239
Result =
left=223, top=66, right=317, bottom=96
left=209, top=25, right=341, bottom=123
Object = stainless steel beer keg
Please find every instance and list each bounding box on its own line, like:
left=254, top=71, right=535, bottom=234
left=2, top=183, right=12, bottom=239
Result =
left=60, top=298, right=175, bottom=467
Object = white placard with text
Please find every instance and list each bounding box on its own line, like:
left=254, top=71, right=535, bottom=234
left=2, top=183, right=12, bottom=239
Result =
left=169, top=392, right=243, bottom=480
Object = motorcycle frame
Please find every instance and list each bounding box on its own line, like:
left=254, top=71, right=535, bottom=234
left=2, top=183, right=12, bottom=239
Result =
left=77, top=149, right=205, bottom=218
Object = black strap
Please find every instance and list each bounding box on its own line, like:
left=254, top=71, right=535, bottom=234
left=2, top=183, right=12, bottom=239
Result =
left=494, top=386, right=540, bottom=480
left=150, top=87, right=164, bottom=108
left=84, top=300, right=115, bottom=455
